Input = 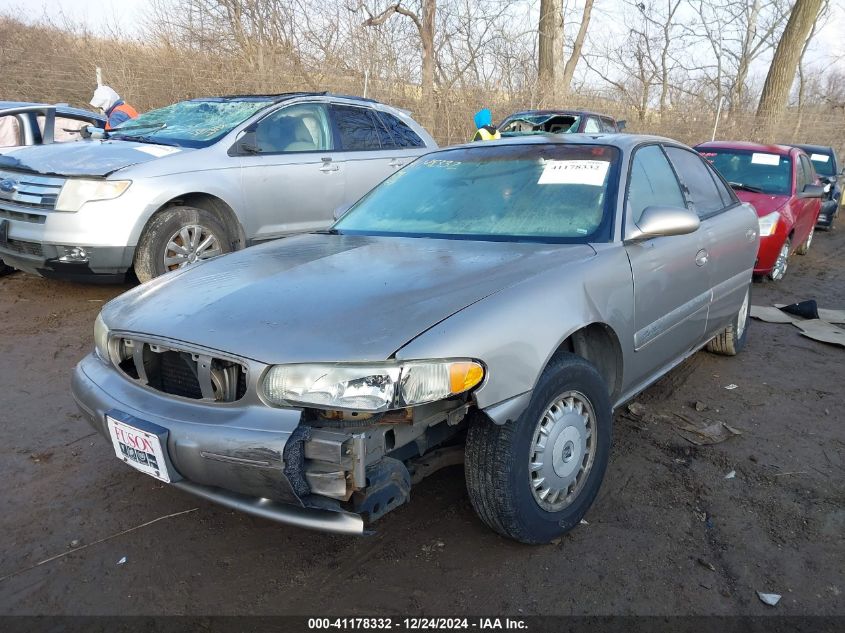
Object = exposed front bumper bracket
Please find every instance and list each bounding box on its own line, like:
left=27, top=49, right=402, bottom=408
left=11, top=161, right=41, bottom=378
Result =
left=173, top=480, right=366, bottom=535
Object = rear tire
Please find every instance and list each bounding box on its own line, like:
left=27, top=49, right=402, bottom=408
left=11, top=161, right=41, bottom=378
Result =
left=706, top=282, right=751, bottom=356
left=0, top=260, right=14, bottom=276
left=464, top=353, right=612, bottom=544
left=134, top=206, right=232, bottom=283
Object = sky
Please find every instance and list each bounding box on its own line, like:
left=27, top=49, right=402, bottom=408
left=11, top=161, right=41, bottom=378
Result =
left=2, top=0, right=843, bottom=75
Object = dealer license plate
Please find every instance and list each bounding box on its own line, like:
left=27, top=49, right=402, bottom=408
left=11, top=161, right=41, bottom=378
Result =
left=106, top=415, right=171, bottom=483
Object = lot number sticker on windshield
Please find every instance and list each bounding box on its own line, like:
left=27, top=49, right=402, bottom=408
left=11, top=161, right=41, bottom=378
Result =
left=811, top=153, right=830, bottom=163
left=751, top=152, right=780, bottom=166
left=539, top=160, right=609, bottom=186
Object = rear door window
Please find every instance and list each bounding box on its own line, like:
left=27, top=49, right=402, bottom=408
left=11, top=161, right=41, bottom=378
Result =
left=665, top=146, right=726, bottom=218
left=583, top=117, right=601, bottom=133
left=331, top=105, right=382, bottom=151
left=626, top=144, right=687, bottom=223
left=376, top=111, right=425, bottom=148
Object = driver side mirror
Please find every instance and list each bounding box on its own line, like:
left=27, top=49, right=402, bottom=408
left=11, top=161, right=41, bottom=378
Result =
left=799, top=183, right=825, bottom=199
left=627, top=205, right=700, bottom=241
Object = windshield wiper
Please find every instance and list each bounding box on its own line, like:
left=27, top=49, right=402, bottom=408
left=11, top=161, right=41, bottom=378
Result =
left=729, top=181, right=763, bottom=193
left=116, top=135, right=179, bottom=147
left=109, top=121, right=167, bottom=135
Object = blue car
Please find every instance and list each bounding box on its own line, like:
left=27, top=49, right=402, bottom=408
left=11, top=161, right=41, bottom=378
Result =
left=791, top=144, right=842, bottom=230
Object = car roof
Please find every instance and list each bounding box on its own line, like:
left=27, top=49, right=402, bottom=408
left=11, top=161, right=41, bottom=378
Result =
left=502, top=109, right=616, bottom=120
left=790, top=143, right=834, bottom=155
left=191, top=92, right=380, bottom=105
left=0, top=100, right=105, bottom=121
left=696, top=140, right=795, bottom=156
left=445, top=132, right=681, bottom=153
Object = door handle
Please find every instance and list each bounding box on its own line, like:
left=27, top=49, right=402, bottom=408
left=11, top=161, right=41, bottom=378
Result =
left=319, top=160, right=339, bottom=173
left=388, top=159, right=404, bottom=168
left=695, top=249, right=709, bottom=267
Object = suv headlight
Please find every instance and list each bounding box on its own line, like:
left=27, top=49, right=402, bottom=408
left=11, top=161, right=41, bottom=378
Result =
left=55, top=179, right=131, bottom=212
left=758, top=211, right=780, bottom=237
left=262, top=360, right=484, bottom=411
left=93, top=313, right=110, bottom=362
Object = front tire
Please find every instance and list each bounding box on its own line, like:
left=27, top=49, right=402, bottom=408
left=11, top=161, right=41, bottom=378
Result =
left=134, top=206, right=232, bottom=283
left=0, top=259, right=14, bottom=276
left=706, top=282, right=750, bottom=356
left=768, top=237, right=790, bottom=281
left=464, top=353, right=612, bottom=544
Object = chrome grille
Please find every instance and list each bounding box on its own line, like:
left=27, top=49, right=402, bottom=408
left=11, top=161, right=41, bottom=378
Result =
left=113, top=338, right=248, bottom=403
left=0, top=170, right=65, bottom=211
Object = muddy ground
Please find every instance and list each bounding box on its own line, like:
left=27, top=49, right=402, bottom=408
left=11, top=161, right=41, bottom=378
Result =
left=0, top=229, right=843, bottom=617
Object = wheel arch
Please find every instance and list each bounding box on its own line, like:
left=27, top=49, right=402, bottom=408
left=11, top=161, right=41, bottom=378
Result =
left=138, top=192, right=247, bottom=252
left=549, top=322, right=624, bottom=402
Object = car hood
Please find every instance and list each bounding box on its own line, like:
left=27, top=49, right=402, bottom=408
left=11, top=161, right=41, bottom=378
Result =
left=735, top=191, right=790, bottom=217
left=0, top=140, right=190, bottom=177
left=103, top=233, right=595, bottom=364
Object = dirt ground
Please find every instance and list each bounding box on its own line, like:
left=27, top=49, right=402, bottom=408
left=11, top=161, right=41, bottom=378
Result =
left=0, top=229, right=843, bottom=617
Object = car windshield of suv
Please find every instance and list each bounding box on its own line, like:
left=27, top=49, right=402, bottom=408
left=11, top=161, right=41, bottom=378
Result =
left=109, top=97, right=275, bottom=148
left=807, top=151, right=835, bottom=177
left=698, top=149, right=792, bottom=195
left=334, top=143, right=619, bottom=242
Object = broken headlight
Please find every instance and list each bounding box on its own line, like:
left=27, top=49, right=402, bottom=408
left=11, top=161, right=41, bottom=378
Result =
left=262, top=360, right=484, bottom=412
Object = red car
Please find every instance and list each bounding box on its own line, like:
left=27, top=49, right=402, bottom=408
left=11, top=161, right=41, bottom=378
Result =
left=695, top=141, right=824, bottom=281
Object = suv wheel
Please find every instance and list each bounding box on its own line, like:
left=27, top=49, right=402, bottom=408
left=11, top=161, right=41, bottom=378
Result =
left=706, top=282, right=750, bottom=356
left=0, top=259, right=14, bottom=277
left=464, top=353, right=612, bottom=544
left=134, top=206, right=231, bottom=283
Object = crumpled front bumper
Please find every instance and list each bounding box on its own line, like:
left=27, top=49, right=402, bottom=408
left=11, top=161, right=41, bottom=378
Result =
left=71, top=353, right=365, bottom=535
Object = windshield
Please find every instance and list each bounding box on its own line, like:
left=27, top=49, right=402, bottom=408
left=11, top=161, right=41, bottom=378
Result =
left=698, top=149, right=792, bottom=196
left=109, top=98, right=275, bottom=148
left=499, top=114, right=580, bottom=136
left=807, top=151, right=835, bottom=177
left=334, top=143, right=619, bottom=243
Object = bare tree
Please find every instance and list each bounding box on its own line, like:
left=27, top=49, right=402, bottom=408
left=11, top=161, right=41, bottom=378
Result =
left=359, top=1, right=437, bottom=117
left=538, top=0, right=562, bottom=104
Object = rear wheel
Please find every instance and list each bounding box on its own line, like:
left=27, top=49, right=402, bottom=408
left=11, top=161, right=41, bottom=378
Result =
left=134, top=206, right=232, bottom=283
left=706, top=282, right=751, bottom=356
left=0, top=260, right=14, bottom=276
left=464, top=353, right=612, bottom=544
left=768, top=237, right=790, bottom=281
left=796, top=226, right=814, bottom=255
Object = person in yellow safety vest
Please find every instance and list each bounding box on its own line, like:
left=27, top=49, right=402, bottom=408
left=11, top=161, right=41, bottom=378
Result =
left=472, top=108, right=501, bottom=141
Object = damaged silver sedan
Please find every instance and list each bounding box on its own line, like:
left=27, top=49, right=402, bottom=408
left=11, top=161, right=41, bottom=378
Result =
left=72, top=135, right=758, bottom=543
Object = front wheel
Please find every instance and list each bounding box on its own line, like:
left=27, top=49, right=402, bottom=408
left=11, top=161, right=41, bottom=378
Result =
left=0, top=259, right=14, bottom=276
left=464, top=353, right=612, bottom=544
left=134, top=206, right=232, bottom=283
left=706, top=282, right=750, bottom=356
left=768, top=237, right=790, bottom=281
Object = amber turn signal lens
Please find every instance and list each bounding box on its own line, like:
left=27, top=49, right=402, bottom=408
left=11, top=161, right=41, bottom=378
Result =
left=449, top=362, right=484, bottom=394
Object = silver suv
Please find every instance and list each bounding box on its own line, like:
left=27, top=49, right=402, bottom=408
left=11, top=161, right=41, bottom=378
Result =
left=0, top=93, right=436, bottom=282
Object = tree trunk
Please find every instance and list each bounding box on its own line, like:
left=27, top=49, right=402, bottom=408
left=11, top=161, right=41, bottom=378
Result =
left=420, top=0, right=436, bottom=123
left=538, top=0, right=560, bottom=106
left=560, top=0, right=594, bottom=94
left=756, top=0, right=823, bottom=133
